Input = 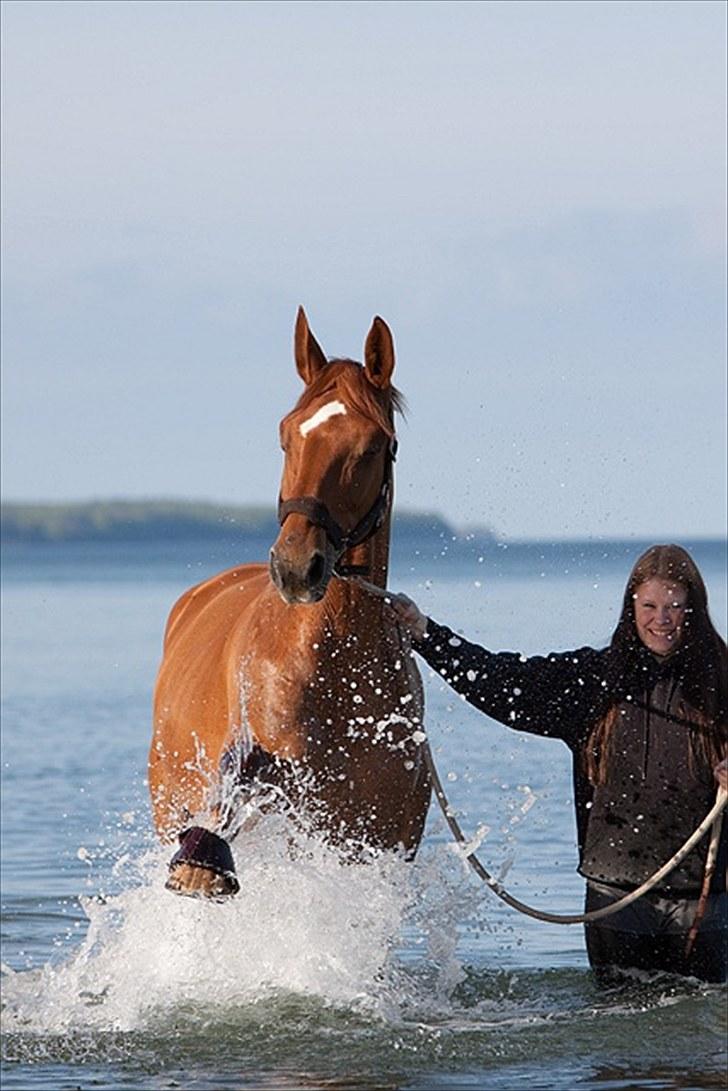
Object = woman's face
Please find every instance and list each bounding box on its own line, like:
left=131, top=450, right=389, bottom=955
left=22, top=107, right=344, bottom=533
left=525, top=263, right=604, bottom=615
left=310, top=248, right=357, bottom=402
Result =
left=633, top=577, right=688, bottom=657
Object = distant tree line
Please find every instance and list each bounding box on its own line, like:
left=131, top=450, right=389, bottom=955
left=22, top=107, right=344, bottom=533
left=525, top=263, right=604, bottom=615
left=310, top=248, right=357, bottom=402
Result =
left=0, top=500, right=458, bottom=543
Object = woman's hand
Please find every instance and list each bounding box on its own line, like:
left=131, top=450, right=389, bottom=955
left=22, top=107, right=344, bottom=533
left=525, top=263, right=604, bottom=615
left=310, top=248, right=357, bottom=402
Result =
left=714, top=757, right=728, bottom=792
left=384, top=592, right=429, bottom=641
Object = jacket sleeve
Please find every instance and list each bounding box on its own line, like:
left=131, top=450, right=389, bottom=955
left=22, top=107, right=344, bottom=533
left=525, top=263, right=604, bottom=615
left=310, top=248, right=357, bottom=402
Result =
left=412, top=619, right=609, bottom=748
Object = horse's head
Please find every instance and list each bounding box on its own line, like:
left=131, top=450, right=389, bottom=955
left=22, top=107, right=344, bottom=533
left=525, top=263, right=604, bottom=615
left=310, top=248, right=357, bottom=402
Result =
left=270, top=308, right=401, bottom=605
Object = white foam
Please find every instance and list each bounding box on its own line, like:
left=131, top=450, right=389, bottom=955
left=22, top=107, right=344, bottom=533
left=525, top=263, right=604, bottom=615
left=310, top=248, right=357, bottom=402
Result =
left=1, top=815, right=466, bottom=1035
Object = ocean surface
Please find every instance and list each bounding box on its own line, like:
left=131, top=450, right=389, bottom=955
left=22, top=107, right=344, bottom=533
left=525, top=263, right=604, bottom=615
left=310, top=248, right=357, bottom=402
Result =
left=2, top=536, right=726, bottom=1091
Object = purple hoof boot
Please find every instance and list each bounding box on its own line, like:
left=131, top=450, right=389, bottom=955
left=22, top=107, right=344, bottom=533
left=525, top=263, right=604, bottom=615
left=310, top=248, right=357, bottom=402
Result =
left=166, top=826, right=240, bottom=899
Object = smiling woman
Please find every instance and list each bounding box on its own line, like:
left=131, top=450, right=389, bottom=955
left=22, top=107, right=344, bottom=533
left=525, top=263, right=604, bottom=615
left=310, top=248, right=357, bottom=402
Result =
left=386, top=543, right=728, bottom=982
left=633, top=577, right=688, bottom=657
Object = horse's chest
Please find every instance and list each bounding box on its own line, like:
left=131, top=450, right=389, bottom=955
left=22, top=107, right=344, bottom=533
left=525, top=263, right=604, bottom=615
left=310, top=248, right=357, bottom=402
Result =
left=231, top=616, right=428, bottom=853
left=241, top=638, right=422, bottom=765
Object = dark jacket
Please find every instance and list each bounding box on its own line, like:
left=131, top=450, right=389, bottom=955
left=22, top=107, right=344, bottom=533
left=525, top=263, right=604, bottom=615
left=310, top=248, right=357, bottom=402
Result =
left=413, top=620, right=725, bottom=895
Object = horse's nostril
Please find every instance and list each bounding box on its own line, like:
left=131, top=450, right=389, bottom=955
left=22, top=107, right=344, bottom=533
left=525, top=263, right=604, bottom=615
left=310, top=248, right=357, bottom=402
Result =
left=307, top=552, right=326, bottom=587
left=269, top=551, right=282, bottom=587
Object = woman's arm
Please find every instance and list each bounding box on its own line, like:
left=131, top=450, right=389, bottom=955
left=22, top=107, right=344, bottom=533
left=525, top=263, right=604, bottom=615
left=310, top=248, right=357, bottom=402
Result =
left=386, top=593, right=607, bottom=745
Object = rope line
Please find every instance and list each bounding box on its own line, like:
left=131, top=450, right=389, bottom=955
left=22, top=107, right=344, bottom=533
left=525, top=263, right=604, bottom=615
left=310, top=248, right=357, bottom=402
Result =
left=424, top=739, right=727, bottom=925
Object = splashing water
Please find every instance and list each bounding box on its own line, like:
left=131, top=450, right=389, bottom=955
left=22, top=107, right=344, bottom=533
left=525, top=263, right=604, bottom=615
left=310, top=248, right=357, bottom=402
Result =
left=3, top=722, right=723, bottom=1087
left=1, top=813, right=476, bottom=1038
left=3, top=811, right=724, bottom=1091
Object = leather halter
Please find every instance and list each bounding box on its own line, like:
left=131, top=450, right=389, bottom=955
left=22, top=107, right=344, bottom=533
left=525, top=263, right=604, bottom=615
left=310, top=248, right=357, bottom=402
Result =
left=277, top=435, right=398, bottom=562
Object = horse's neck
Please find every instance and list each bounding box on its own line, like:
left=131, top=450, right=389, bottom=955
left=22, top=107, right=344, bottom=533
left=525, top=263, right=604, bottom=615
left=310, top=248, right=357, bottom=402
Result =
left=338, top=509, right=392, bottom=589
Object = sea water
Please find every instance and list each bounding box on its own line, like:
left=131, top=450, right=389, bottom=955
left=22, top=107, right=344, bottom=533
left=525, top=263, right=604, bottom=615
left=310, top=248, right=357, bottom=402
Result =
left=1, top=537, right=726, bottom=1090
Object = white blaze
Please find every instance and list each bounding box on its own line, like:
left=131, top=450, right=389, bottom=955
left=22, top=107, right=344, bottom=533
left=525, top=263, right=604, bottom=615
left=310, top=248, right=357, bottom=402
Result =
left=299, top=400, right=347, bottom=437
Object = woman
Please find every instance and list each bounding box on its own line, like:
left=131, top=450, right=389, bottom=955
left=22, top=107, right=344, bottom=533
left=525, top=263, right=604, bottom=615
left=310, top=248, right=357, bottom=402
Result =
left=389, top=544, right=727, bottom=982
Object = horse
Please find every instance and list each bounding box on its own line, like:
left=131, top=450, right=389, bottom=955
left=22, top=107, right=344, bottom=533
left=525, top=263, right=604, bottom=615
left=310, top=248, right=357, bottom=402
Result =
left=149, top=308, right=431, bottom=898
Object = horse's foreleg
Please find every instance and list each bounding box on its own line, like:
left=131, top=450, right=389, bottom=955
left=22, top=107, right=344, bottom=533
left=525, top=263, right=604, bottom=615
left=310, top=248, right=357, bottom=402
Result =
left=164, top=741, right=278, bottom=901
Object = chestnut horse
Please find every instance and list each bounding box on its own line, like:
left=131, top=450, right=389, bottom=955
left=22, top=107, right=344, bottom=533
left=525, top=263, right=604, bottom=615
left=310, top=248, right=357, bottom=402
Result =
left=149, top=309, right=431, bottom=897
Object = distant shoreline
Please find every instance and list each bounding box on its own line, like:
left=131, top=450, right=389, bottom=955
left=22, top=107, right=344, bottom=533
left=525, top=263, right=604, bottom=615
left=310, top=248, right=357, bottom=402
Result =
left=0, top=499, right=459, bottom=544
left=1, top=499, right=724, bottom=550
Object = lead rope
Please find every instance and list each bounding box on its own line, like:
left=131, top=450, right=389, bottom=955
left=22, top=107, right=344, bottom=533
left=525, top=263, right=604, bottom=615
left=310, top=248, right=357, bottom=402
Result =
left=685, top=802, right=725, bottom=955
left=347, top=576, right=728, bottom=926
left=423, top=738, right=726, bottom=925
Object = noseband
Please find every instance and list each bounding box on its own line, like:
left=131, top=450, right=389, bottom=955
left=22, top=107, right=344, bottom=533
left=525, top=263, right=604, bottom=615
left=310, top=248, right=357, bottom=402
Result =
left=277, top=435, right=397, bottom=568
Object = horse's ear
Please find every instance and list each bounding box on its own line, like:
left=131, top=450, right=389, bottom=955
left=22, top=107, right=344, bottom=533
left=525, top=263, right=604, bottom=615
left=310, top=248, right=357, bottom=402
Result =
left=294, top=306, right=328, bottom=385
left=364, top=316, right=395, bottom=389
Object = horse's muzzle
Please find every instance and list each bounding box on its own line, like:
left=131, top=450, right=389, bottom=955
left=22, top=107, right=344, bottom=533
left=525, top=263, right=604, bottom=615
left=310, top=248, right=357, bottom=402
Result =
left=269, top=550, right=330, bottom=603
left=269, top=531, right=333, bottom=604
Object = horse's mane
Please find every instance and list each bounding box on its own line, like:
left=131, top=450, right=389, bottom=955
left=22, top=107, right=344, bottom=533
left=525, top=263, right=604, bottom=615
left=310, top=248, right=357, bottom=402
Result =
left=286, top=359, right=405, bottom=436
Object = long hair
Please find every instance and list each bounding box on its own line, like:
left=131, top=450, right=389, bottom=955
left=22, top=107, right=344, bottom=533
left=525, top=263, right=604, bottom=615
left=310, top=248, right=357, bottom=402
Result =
left=584, top=544, right=727, bottom=785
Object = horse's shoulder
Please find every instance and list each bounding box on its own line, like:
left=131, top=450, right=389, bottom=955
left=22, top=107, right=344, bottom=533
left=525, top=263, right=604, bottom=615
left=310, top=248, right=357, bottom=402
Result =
left=163, top=562, right=269, bottom=649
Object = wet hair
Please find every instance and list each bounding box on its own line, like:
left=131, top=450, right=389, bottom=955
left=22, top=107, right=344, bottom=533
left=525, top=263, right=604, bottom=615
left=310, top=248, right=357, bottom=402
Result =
left=584, top=544, right=727, bottom=785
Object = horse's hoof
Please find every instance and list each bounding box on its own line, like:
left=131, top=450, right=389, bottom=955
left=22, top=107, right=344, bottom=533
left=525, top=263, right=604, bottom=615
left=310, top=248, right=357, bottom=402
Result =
left=166, top=862, right=239, bottom=901
left=165, top=826, right=240, bottom=901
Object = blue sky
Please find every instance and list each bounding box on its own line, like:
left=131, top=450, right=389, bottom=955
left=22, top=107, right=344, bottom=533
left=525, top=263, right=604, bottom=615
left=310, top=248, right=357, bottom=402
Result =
left=2, top=0, right=726, bottom=539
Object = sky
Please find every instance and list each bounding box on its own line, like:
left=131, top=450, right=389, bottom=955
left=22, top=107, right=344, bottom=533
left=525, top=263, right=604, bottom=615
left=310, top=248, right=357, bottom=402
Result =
left=2, top=0, right=726, bottom=540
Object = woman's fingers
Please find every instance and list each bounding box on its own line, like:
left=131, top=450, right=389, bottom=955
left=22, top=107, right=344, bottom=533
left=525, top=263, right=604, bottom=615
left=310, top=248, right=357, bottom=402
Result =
left=384, top=593, right=428, bottom=639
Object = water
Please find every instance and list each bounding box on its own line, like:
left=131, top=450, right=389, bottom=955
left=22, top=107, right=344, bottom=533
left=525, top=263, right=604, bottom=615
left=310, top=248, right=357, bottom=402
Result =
left=2, top=537, right=726, bottom=1090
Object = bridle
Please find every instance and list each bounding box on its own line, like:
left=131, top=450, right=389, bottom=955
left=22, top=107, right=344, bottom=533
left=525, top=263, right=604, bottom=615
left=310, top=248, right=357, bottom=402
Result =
left=277, top=433, right=398, bottom=575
